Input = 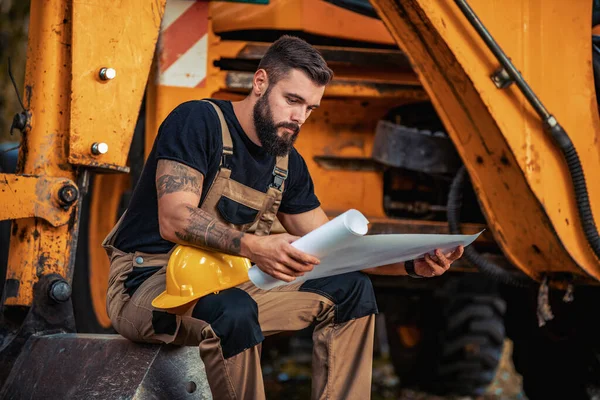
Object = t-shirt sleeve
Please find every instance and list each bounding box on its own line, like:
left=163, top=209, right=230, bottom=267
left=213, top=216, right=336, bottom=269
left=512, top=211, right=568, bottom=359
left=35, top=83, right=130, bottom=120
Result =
left=279, top=149, right=321, bottom=214
left=155, top=101, right=219, bottom=177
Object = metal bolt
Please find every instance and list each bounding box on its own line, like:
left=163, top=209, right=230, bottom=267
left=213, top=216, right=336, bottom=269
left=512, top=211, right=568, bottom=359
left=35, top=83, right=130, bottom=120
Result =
left=490, top=67, right=513, bottom=89
left=58, top=184, right=79, bottom=206
left=99, top=67, right=116, bottom=81
left=91, top=142, right=108, bottom=155
left=11, top=112, right=28, bottom=133
left=49, top=279, right=72, bottom=303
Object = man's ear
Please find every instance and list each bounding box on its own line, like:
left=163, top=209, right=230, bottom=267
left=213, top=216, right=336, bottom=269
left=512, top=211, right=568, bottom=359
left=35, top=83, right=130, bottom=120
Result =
left=253, top=69, right=269, bottom=96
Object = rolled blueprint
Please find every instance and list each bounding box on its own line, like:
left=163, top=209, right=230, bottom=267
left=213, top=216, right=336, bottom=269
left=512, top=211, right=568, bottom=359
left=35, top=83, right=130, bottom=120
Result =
left=248, top=209, right=482, bottom=290
left=247, top=209, right=369, bottom=289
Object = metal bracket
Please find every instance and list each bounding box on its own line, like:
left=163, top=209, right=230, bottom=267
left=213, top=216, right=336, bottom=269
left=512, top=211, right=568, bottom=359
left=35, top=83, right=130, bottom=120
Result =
left=491, top=67, right=514, bottom=89
left=0, top=174, right=78, bottom=227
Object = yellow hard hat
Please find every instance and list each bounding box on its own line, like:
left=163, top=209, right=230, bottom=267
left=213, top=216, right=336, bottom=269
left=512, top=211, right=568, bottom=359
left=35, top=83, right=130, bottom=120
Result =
left=152, top=245, right=251, bottom=311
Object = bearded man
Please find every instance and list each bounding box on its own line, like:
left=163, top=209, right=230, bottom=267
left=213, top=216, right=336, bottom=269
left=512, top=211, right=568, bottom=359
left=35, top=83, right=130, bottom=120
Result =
left=103, top=35, right=463, bottom=400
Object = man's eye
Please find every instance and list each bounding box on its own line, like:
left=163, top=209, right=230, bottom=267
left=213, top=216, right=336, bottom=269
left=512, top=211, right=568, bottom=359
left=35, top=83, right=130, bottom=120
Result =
left=287, top=98, right=297, bottom=104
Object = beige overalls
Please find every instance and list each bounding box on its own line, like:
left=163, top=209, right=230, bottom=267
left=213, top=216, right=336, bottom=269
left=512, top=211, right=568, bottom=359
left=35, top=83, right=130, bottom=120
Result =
left=104, top=100, right=376, bottom=400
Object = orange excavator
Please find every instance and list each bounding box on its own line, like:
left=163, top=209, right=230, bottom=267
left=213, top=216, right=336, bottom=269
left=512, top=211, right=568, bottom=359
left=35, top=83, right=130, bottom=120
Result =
left=0, top=0, right=599, bottom=398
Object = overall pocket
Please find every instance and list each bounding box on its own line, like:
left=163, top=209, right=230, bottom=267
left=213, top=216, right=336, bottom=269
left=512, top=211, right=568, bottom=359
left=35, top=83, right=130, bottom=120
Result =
left=217, top=196, right=260, bottom=229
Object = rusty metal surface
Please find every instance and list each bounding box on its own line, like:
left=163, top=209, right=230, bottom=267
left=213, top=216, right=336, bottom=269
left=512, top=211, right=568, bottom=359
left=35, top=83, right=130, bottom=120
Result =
left=210, top=0, right=396, bottom=46
left=313, top=156, right=382, bottom=172
left=372, top=121, right=461, bottom=174
left=0, top=273, right=76, bottom=388
left=4, top=0, right=82, bottom=308
left=225, top=71, right=427, bottom=99
left=236, top=42, right=412, bottom=70
left=369, top=0, right=598, bottom=283
left=0, top=174, right=77, bottom=226
left=68, top=0, right=165, bottom=171
left=0, top=334, right=212, bottom=400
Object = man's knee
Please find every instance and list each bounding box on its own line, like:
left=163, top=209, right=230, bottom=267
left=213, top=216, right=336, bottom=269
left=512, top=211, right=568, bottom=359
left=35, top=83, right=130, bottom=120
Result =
left=192, top=288, right=264, bottom=358
left=300, top=272, right=378, bottom=324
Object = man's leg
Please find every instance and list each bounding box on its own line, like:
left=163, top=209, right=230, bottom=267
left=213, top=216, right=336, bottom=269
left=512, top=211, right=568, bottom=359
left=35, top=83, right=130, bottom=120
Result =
left=311, top=311, right=375, bottom=400
left=240, top=271, right=378, bottom=400
left=109, top=262, right=265, bottom=400
left=177, top=288, right=267, bottom=400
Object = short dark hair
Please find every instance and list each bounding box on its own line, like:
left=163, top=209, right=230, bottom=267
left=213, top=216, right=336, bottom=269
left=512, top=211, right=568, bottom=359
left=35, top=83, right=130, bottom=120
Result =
left=258, top=35, right=334, bottom=87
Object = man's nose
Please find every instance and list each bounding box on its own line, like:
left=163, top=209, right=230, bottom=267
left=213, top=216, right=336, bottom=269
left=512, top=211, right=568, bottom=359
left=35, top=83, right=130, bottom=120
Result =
left=290, top=109, right=306, bottom=126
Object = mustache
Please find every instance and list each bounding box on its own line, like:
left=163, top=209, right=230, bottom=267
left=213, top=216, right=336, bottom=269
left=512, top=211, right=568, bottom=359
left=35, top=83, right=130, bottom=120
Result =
left=276, top=122, right=300, bottom=135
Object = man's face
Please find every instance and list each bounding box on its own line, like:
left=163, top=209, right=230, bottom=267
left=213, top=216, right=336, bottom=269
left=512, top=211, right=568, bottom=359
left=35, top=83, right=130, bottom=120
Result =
left=253, top=69, right=325, bottom=156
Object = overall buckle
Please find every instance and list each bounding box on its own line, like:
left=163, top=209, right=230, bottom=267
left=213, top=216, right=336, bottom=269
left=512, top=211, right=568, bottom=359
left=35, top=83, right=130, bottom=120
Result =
left=270, top=166, right=288, bottom=190
left=221, top=147, right=233, bottom=169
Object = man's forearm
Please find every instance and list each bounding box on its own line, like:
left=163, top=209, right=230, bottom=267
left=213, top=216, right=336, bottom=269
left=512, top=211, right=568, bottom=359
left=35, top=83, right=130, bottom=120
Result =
left=173, top=205, right=252, bottom=257
left=362, top=262, right=408, bottom=276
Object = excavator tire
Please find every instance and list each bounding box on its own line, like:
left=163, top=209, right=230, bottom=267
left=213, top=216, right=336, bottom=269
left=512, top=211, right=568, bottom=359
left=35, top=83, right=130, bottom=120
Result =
left=385, top=275, right=506, bottom=396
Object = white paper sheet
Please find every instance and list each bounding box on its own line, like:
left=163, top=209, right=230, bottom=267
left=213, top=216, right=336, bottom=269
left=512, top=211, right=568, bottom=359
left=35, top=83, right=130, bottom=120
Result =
left=248, top=209, right=482, bottom=290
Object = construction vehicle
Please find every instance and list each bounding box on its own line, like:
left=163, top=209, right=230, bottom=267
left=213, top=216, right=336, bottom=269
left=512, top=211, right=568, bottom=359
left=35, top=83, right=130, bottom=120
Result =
left=1, top=0, right=599, bottom=398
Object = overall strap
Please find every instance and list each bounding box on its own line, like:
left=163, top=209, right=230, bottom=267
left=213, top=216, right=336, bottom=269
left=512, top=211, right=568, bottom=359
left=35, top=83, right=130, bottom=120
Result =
left=271, top=154, right=289, bottom=191
left=199, top=99, right=290, bottom=236
left=203, top=100, right=233, bottom=169
left=254, top=154, right=289, bottom=236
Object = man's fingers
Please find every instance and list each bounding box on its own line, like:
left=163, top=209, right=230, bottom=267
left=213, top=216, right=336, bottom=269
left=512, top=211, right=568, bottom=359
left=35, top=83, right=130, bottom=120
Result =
left=451, top=245, right=464, bottom=260
left=271, top=263, right=298, bottom=282
left=257, top=262, right=296, bottom=282
left=434, top=249, right=450, bottom=269
left=272, top=271, right=296, bottom=283
left=441, top=246, right=465, bottom=261
left=281, top=255, right=314, bottom=274
left=424, top=254, right=445, bottom=276
left=286, top=245, right=320, bottom=266
left=415, top=247, right=464, bottom=278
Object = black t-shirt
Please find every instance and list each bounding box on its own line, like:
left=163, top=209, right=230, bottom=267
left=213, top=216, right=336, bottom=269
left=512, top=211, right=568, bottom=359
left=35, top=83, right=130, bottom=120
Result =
left=114, top=99, right=320, bottom=256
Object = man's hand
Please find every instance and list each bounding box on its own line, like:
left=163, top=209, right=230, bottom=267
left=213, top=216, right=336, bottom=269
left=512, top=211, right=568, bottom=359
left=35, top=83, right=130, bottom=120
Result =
left=363, top=245, right=464, bottom=276
left=243, top=233, right=320, bottom=283
left=413, top=246, right=464, bottom=277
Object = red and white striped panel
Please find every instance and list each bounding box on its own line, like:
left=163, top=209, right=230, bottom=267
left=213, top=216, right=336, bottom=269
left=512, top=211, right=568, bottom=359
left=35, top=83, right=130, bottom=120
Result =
left=158, top=0, right=209, bottom=88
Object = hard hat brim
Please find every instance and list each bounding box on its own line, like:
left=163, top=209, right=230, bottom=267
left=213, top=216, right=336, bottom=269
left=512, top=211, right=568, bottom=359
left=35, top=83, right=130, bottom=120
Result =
left=151, top=290, right=198, bottom=310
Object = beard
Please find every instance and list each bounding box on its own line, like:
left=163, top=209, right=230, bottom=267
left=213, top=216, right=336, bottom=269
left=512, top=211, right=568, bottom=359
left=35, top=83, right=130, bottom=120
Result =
left=252, top=90, right=300, bottom=157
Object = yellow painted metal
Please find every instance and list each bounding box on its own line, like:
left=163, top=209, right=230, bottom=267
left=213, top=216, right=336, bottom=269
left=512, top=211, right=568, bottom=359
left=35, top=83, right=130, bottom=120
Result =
left=0, top=175, right=76, bottom=227
left=370, top=0, right=600, bottom=282
left=297, top=98, right=402, bottom=218
left=145, top=0, right=424, bottom=157
left=146, top=49, right=422, bottom=157
left=3, top=0, right=165, bottom=308
left=211, top=0, right=395, bottom=46
left=145, top=2, right=426, bottom=219
left=225, top=71, right=427, bottom=100
left=88, top=174, right=130, bottom=329
left=152, top=245, right=252, bottom=311
left=147, top=88, right=418, bottom=220
left=5, top=0, right=80, bottom=306
left=68, top=0, right=165, bottom=171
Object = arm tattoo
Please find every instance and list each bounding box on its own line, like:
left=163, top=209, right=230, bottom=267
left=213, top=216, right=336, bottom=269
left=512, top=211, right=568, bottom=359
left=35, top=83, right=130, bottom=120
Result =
left=156, top=161, right=202, bottom=199
left=175, top=206, right=244, bottom=255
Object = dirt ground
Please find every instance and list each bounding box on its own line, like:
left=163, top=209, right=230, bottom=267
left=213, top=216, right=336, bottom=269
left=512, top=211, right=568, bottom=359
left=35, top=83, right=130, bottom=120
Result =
left=263, top=338, right=527, bottom=400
